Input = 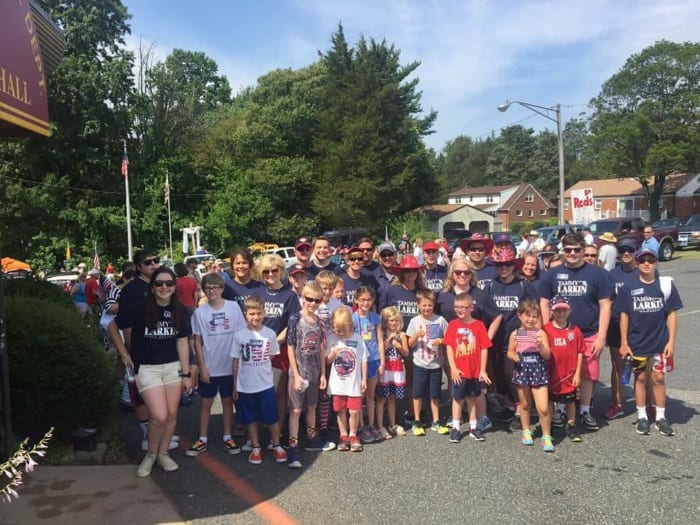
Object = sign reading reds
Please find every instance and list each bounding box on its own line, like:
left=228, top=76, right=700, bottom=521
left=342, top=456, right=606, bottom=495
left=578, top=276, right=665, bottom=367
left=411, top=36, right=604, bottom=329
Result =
left=571, top=187, right=595, bottom=224
left=0, top=0, right=50, bottom=136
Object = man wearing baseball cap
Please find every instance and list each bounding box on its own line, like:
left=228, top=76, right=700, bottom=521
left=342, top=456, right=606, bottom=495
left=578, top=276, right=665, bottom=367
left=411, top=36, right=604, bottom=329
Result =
left=290, top=237, right=313, bottom=276
left=376, top=241, right=398, bottom=289
left=422, top=240, right=448, bottom=293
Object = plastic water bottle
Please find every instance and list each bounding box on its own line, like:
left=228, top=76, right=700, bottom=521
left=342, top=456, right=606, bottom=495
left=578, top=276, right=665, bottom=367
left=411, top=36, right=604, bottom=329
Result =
left=621, top=356, right=633, bottom=386
left=126, top=364, right=139, bottom=403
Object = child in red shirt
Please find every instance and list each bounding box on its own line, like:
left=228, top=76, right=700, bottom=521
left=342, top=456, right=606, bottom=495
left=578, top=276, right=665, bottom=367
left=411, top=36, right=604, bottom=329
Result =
left=444, top=292, right=492, bottom=443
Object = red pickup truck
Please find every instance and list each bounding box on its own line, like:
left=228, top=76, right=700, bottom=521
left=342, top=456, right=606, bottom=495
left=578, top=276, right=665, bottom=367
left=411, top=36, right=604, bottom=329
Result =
left=588, top=217, right=677, bottom=261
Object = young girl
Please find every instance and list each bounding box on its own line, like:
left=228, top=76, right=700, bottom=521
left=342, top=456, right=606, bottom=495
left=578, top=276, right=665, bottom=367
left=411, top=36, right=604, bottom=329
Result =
left=376, top=307, right=409, bottom=439
left=507, top=300, right=554, bottom=452
left=327, top=307, right=368, bottom=452
left=353, top=287, right=385, bottom=443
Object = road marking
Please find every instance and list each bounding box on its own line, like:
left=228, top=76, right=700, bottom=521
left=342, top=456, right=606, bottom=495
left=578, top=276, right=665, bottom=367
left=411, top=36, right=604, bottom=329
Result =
left=180, top=436, right=299, bottom=525
left=678, top=308, right=700, bottom=317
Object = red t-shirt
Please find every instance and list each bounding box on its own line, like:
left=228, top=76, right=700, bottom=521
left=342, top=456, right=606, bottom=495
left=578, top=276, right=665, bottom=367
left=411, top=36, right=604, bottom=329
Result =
left=176, top=276, right=199, bottom=308
left=85, top=278, right=99, bottom=306
left=444, top=318, right=492, bottom=379
left=544, top=321, right=584, bottom=394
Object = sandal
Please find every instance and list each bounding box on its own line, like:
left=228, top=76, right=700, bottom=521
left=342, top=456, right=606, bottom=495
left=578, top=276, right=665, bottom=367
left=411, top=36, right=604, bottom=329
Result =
left=521, top=429, right=534, bottom=446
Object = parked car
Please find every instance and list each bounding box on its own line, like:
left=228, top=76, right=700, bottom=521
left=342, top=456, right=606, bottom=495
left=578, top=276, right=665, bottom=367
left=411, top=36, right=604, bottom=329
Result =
left=652, top=217, right=689, bottom=229
left=488, top=231, right=522, bottom=246
left=588, top=217, right=678, bottom=261
left=536, top=224, right=586, bottom=247
left=184, top=253, right=215, bottom=274
left=263, top=246, right=297, bottom=267
left=45, top=271, right=80, bottom=292
left=678, top=214, right=700, bottom=249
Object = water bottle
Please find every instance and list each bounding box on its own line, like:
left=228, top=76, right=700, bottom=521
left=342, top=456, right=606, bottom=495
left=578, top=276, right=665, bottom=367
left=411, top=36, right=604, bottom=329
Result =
left=621, top=356, right=633, bottom=386
left=126, top=364, right=139, bottom=403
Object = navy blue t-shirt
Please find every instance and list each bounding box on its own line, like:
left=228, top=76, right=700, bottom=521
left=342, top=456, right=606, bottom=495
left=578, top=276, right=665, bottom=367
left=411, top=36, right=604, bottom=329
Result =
left=423, top=264, right=448, bottom=294
left=435, top=287, right=500, bottom=327
left=115, top=277, right=150, bottom=318
left=223, top=279, right=264, bottom=309
left=475, top=262, right=498, bottom=291
left=339, top=271, right=379, bottom=307
left=539, top=262, right=613, bottom=337
left=609, top=267, right=638, bottom=322
left=618, top=276, right=683, bottom=356
left=361, top=261, right=384, bottom=281
left=379, top=285, right=420, bottom=329
left=487, top=278, right=537, bottom=350
left=307, top=262, right=342, bottom=279
left=259, top=285, right=300, bottom=335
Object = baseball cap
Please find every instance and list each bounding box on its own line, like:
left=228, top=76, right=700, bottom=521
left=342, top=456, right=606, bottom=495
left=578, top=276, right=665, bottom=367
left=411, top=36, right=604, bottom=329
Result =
left=346, top=245, right=363, bottom=255
left=378, top=241, right=396, bottom=254
left=617, top=238, right=637, bottom=250
left=295, top=237, right=311, bottom=250
left=493, top=233, right=513, bottom=245
left=551, top=296, right=571, bottom=310
left=288, top=265, right=307, bottom=277
left=635, top=249, right=657, bottom=262
left=89, top=268, right=100, bottom=276
left=423, top=241, right=439, bottom=252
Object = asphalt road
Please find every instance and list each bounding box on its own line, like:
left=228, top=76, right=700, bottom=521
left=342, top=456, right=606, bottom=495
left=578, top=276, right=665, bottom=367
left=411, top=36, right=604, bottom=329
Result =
left=127, top=255, right=700, bottom=525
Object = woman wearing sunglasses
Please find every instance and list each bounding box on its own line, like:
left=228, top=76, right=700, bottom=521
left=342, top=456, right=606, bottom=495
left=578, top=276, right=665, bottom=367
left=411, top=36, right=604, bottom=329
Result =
left=339, top=246, right=379, bottom=307
left=114, top=267, right=193, bottom=478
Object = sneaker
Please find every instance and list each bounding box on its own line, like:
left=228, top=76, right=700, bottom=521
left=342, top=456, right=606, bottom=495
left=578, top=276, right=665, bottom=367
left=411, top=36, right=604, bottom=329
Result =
left=470, top=428, right=485, bottom=441
left=635, top=418, right=651, bottom=435
left=321, top=439, right=337, bottom=451
left=186, top=439, right=207, bottom=457
left=566, top=423, right=582, bottom=442
left=655, top=418, right=675, bottom=436
left=305, top=434, right=324, bottom=451
left=449, top=428, right=461, bottom=443
left=378, top=427, right=392, bottom=441
left=136, top=452, right=157, bottom=478
left=521, top=430, right=534, bottom=446
left=248, top=447, right=263, bottom=464
left=287, top=446, right=302, bottom=468
left=337, top=437, right=350, bottom=451
left=476, top=416, right=492, bottom=433
left=350, top=436, right=363, bottom=452
left=605, top=404, right=623, bottom=420
left=223, top=438, right=241, bottom=455
left=241, top=439, right=253, bottom=452
left=359, top=426, right=375, bottom=443
left=509, top=416, right=522, bottom=432
left=552, top=410, right=565, bottom=428
left=157, top=452, right=179, bottom=472
left=431, top=422, right=450, bottom=435
left=541, top=435, right=555, bottom=452
left=412, top=424, right=426, bottom=437
left=391, top=424, right=407, bottom=437
left=272, top=445, right=288, bottom=463
left=578, top=412, right=599, bottom=431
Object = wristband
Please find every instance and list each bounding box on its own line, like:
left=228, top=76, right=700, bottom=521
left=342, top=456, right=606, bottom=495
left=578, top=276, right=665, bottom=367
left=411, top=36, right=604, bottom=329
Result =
left=179, top=371, right=191, bottom=378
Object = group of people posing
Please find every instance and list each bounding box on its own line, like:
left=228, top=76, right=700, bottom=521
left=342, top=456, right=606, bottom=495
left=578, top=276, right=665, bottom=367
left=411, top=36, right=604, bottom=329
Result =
left=106, top=230, right=682, bottom=477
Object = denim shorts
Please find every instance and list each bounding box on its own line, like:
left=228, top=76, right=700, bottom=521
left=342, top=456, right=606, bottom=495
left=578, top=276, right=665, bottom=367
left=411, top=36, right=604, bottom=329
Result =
left=412, top=365, right=442, bottom=399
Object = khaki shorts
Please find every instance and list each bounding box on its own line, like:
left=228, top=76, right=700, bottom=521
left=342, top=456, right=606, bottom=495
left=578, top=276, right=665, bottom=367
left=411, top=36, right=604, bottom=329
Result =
left=136, top=361, right=181, bottom=393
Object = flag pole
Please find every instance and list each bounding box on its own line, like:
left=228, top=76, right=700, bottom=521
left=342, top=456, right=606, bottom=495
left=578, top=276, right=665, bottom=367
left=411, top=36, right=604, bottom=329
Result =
left=165, top=170, right=173, bottom=263
left=122, top=140, right=133, bottom=260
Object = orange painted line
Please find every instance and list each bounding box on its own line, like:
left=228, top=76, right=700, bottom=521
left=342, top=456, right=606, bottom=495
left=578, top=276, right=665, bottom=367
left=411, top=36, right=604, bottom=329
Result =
left=179, top=435, right=299, bottom=525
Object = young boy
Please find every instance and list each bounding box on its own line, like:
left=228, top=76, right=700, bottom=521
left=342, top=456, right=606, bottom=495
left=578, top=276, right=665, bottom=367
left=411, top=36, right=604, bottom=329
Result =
left=286, top=283, right=327, bottom=468
left=619, top=249, right=683, bottom=437
left=231, top=296, right=288, bottom=464
left=187, top=273, right=246, bottom=456
left=543, top=295, right=584, bottom=442
left=444, top=293, right=492, bottom=442
left=406, top=289, right=449, bottom=435
left=288, top=266, right=308, bottom=303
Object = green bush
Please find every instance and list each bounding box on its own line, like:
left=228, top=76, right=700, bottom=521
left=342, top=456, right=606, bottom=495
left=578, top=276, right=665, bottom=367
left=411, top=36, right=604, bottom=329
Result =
left=3, top=277, right=74, bottom=308
left=5, top=295, right=119, bottom=439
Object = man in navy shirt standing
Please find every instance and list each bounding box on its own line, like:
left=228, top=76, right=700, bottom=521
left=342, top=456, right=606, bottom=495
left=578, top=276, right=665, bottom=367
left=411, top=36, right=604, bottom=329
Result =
left=540, top=233, right=612, bottom=431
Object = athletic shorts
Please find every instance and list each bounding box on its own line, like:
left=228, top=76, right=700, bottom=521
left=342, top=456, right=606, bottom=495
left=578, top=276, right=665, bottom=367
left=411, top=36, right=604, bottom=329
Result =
left=551, top=391, right=576, bottom=403
left=632, top=353, right=674, bottom=375
left=412, top=365, right=442, bottom=399
left=367, top=359, right=381, bottom=380
left=136, top=361, right=181, bottom=393
left=332, top=395, right=362, bottom=411
left=606, top=319, right=621, bottom=348
left=198, top=375, right=234, bottom=399
left=581, top=335, right=600, bottom=382
left=236, top=387, right=279, bottom=426
left=288, top=377, right=320, bottom=410
left=452, top=378, right=484, bottom=400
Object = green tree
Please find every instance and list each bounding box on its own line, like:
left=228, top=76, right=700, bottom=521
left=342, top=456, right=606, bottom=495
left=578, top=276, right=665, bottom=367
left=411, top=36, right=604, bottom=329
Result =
left=590, top=40, right=700, bottom=221
left=435, top=136, right=493, bottom=193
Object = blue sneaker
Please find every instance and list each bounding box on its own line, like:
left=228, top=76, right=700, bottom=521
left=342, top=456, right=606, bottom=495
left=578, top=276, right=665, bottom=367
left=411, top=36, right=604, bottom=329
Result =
left=287, top=446, right=301, bottom=469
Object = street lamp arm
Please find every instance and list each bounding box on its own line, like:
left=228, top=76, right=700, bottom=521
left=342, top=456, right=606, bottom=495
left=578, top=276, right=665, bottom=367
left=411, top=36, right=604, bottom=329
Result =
left=510, top=101, right=558, bottom=124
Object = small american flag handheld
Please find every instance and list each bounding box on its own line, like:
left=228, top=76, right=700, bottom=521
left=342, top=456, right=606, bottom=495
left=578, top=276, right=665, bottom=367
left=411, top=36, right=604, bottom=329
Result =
left=427, top=323, right=443, bottom=340
left=515, top=329, right=538, bottom=353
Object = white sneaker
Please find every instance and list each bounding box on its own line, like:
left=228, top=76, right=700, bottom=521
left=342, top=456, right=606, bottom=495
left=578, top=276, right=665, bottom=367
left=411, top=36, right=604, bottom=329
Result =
left=136, top=453, right=157, bottom=478
left=241, top=439, right=253, bottom=452
left=157, top=452, right=179, bottom=472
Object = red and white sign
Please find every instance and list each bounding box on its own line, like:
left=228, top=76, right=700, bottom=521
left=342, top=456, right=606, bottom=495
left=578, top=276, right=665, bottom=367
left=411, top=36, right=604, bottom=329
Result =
left=571, top=188, right=595, bottom=224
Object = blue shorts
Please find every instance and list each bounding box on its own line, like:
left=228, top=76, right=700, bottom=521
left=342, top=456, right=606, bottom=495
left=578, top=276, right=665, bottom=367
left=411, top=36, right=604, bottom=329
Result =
left=452, top=378, right=484, bottom=400
left=367, top=359, right=381, bottom=380
left=413, top=365, right=442, bottom=399
left=235, top=387, right=279, bottom=426
left=198, top=375, right=233, bottom=399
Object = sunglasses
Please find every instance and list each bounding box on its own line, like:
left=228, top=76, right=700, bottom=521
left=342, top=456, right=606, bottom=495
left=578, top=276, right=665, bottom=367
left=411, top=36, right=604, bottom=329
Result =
left=453, top=270, right=470, bottom=276
left=563, top=247, right=583, bottom=254
left=583, top=253, right=598, bottom=258
left=142, top=257, right=160, bottom=266
left=468, top=247, right=485, bottom=252
left=638, top=257, right=657, bottom=264
left=619, top=247, right=635, bottom=254
left=203, top=285, right=223, bottom=292
left=296, top=246, right=311, bottom=253
left=262, top=268, right=280, bottom=275
left=304, top=296, right=322, bottom=304
left=380, top=252, right=394, bottom=258
left=495, top=262, right=515, bottom=267
left=348, top=257, right=363, bottom=262
left=153, top=279, right=174, bottom=288
left=424, top=250, right=438, bottom=255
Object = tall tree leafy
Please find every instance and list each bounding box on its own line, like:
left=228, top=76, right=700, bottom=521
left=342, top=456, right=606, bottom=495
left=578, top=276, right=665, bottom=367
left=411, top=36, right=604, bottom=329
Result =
left=590, top=40, right=700, bottom=221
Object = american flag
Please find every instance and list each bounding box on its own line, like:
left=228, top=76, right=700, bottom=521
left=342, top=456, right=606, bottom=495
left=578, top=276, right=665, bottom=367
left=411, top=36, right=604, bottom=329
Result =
left=93, top=251, right=100, bottom=271
left=121, top=152, right=129, bottom=178
left=515, top=329, right=538, bottom=353
left=427, top=323, right=443, bottom=340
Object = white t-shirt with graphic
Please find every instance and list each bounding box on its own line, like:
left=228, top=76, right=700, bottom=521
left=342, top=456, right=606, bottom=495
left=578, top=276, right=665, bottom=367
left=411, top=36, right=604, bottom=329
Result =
left=193, top=300, right=245, bottom=376
left=231, top=326, right=280, bottom=393
left=326, top=333, right=367, bottom=397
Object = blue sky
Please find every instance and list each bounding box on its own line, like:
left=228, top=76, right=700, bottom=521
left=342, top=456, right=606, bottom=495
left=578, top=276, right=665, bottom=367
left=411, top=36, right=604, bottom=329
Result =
left=122, top=0, right=699, bottom=150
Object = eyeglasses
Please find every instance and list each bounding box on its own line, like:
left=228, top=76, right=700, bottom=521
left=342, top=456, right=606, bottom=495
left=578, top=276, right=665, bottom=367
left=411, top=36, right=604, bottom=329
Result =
left=563, top=247, right=583, bottom=254
left=304, top=296, right=322, bottom=304
left=203, top=285, right=223, bottom=292
left=142, top=257, right=160, bottom=266
left=468, top=247, right=485, bottom=252
left=619, top=247, right=635, bottom=254
left=638, top=257, right=657, bottom=264
left=453, top=270, right=470, bottom=276
left=348, top=257, right=363, bottom=262
left=359, top=248, right=373, bottom=253
left=454, top=305, right=472, bottom=311
left=153, top=279, right=175, bottom=288
left=262, top=268, right=280, bottom=275
left=380, top=252, right=394, bottom=258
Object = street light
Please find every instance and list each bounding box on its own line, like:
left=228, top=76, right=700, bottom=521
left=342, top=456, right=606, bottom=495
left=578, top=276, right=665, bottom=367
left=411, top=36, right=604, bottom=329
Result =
left=498, top=100, right=566, bottom=224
